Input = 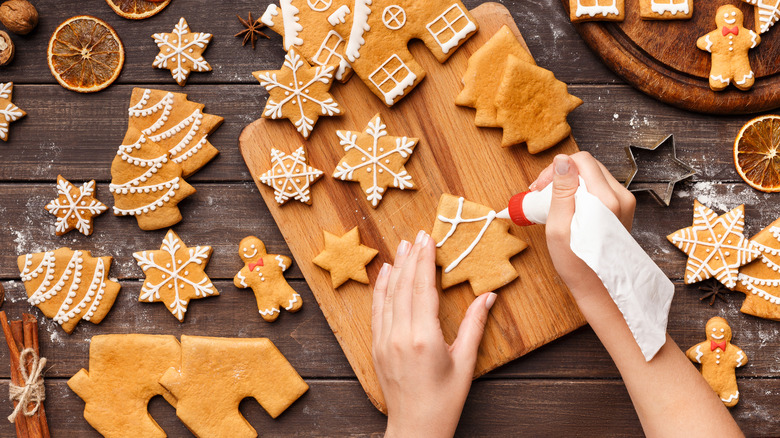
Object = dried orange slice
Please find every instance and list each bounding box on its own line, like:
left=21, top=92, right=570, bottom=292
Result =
left=105, top=0, right=171, bottom=20
left=47, top=16, right=125, bottom=93
left=734, top=115, right=780, bottom=192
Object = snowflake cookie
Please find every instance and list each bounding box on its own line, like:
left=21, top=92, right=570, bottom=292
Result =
left=17, top=247, right=121, bottom=333
left=45, top=176, right=108, bottom=236
left=685, top=317, right=747, bottom=407
left=110, top=128, right=196, bottom=231
left=253, top=48, right=341, bottom=139
left=668, top=200, right=761, bottom=288
left=259, top=146, right=324, bottom=205
left=128, top=88, right=223, bottom=178
left=153, top=18, right=212, bottom=86
left=133, top=230, right=218, bottom=321
left=68, top=334, right=181, bottom=438
left=333, top=113, right=418, bottom=208
left=736, top=216, right=780, bottom=320
left=234, top=236, right=302, bottom=322
left=313, top=226, right=378, bottom=288
left=159, top=336, right=309, bottom=438
left=0, top=82, right=25, bottom=142
left=431, top=194, right=527, bottom=295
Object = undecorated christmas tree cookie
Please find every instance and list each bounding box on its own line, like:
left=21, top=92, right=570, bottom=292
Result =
left=432, top=194, right=527, bottom=295
left=159, top=335, right=309, bottom=438
left=313, top=227, right=378, bottom=288
left=68, top=334, right=181, bottom=438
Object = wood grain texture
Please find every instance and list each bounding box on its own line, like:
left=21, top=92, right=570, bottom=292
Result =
left=240, top=3, right=587, bottom=412
left=564, top=0, right=780, bottom=114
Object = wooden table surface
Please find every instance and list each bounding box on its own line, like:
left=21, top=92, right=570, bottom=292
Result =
left=0, top=0, right=778, bottom=436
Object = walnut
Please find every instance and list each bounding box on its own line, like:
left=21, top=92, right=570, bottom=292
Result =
left=0, top=30, right=13, bottom=66
left=0, top=0, right=38, bottom=35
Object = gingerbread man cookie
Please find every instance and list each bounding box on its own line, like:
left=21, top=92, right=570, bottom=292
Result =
left=686, top=317, right=747, bottom=407
left=697, top=5, right=761, bottom=91
left=234, top=236, right=302, bottom=322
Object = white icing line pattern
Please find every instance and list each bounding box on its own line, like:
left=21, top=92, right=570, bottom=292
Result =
left=0, top=82, right=24, bottom=141
left=345, top=0, right=372, bottom=62
left=436, top=197, right=497, bottom=274
left=285, top=293, right=300, bottom=310
left=368, top=54, right=417, bottom=106
left=694, top=345, right=704, bottom=363
left=152, top=18, right=212, bottom=85
left=425, top=4, right=477, bottom=54
left=261, top=4, right=279, bottom=26
left=650, top=0, right=689, bottom=15
left=721, top=391, right=739, bottom=403
left=736, top=350, right=745, bottom=366
left=743, top=0, right=780, bottom=33
left=259, top=147, right=324, bottom=205
left=575, top=0, right=621, bottom=17
left=45, top=178, right=107, bottom=236
left=276, top=255, right=288, bottom=270
left=736, top=71, right=754, bottom=85
left=312, top=30, right=350, bottom=81
left=328, top=5, right=351, bottom=25
left=236, top=271, right=248, bottom=288
left=280, top=0, right=304, bottom=49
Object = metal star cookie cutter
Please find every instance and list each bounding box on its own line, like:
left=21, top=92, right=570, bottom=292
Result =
left=623, top=134, right=696, bottom=206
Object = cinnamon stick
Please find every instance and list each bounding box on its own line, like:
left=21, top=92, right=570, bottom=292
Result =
left=1, top=312, right=29, bottom=438
left=21, top=315, right=48, bottom=438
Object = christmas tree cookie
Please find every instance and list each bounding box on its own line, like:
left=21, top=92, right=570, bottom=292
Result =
left=432, top=194, right=527, bottom=295
left=0, top=82, right=25, bottom=141
left=313, top=227, right=378, bottom=288
left=686, top=317, right=747, bottom=407
left=259, top=146, right=324, bottom=205
left=110, top=128, right=196, bottom=231
left=253, top=48, right=341, bottom=139
left=159, top=335, right=309, bottom=438
left=45, top=176, right=107, bottom=236
left=68, top=334, right=181, bottom=438
left=741, top=0, right=779, bottom=34
left=18, top=248, right=120, bottom=333
left=333, top=113, right=418, bottom=208
left=128, top=88, right=223, bottom=178
left=234, top=236, right=302, bottom=322
left=133, top=230, right=217, bottom=321
left=736, top=216, right=780, bottom=320
left=668, top=200, right=761, bottom=288
left=153, top=18, right=212, bottom=86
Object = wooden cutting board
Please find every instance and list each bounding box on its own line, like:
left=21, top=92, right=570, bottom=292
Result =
left=239, top=2, right=585, bottom=413
left=563, top=0, right=780, bottom=114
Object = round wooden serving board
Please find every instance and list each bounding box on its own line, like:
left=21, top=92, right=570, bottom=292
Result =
left=563, top=0, right=780, bottom=114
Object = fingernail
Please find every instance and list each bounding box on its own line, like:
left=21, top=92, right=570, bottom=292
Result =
left=397, top=240, right=411, bottom=256
left=415, top=230, right=426, bottom=244
left=421, top=233, right=429, bottom=247
left=485, top=292, right=497, bottom=310
left=378, top=263, right=391, bottom=279
left=555, top=157, right=570, bottom=175
left=529, top=179, right=538, bottom=191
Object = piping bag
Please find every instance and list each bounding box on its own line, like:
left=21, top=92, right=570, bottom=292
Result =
left=496, top=179, right=674, bottom=361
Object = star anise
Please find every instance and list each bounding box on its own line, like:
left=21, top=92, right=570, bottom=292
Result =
left=698, top=279, right=731, bottom=306
left=235, top=12, right=269, bottom=49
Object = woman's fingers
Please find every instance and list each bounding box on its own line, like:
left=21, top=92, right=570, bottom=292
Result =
left=391, top=230, right=426, bottom=334
left=569, top=152, right=621, bottom=217
left=372, top=263, right=391, bottom=347
left=411, top=233, right=440, bottom=334
left=382, top=239, right=411, bottom=343
left=594, top=159, right=636, bottom=231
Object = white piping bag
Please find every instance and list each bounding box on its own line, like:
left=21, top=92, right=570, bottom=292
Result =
left=497, top=179, right=674, bottom=361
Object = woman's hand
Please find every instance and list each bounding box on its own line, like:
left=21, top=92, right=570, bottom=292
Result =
left=533, top=152, right=636, bottom=306
left=372, top=230, right=496, bottom=438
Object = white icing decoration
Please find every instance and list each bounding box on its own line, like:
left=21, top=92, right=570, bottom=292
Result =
left=721, top=391, right=739, bottom=403
left=736, top=71, right=754, bottom=85
left=134, top=231, right=215, bottom=321
left=328, top=5, right=351, bottom=25
left=368, top=54, right=417, bottom=105
left=711, top=333, right=725, bottom=340
left=280, top=0, right=305, bottom=49
left=710, top=74, right=730, bottom=84
left=650, top=0, right=689, bottom=15
left=724, top=16, right=737, bottom=24
left=307, top=0, right=332, bottom=11
left=425, top=4, right=477, bottom=54
left=275, top=255, right=288, bottom=270
left=312, top=30, right=351, bottom=81
left=345, top=0, right=373, bottom=62
left=669, top=204, right=759, bottom=288
left=382, top=5, right=406, bottom=30
left=259, top=147, right=324, bottom=204
left=0, top=83, right=24, bottom=141
left=236, top=271, right=248, bottom=288
left=694, top=345, right=703, bottom=363
left=45, top=178, right=107, bottom=235
left=152, top=18, right=212, bottom=84
left=575, top=0, right=621, bottom=17
left=261, top=4, right=279, bottom=27
left=285, top=293, right=300, bottom=310
left=333, top=114, right=416, bottom=206
left=256, top=49, right=340, bottom=138
left=742, top=0, right=779, bottom=33
left=259, top=307, right=281, bottom=317
left=703, top=35, right=713, bottom=52
left=736, top=350, right=745, bottom=366
left=750, top=30, right=759, bottom=48
left=435, top=197, right=497, bottom=274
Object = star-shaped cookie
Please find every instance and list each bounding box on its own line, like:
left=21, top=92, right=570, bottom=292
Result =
left=133, top=230, right=218, bottom=321
left=0, top=82, right=25, bottom=142
left=313, top=227, right=378, bottom=288
left=259, top=146, right=323, bottom=205
left=332, top=113, right=418, bottom=208
left=152, top=18, right=212, bottom=86
left=624, top=135, right=696, bottom=206
left=668, top=200, right=760, bottom=288
left=45, top=175, right=108, bottom=236
left=253, top=48, right=341, bottom=139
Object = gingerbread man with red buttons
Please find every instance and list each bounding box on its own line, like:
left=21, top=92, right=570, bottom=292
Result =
left=234, top=236, right=303, bottom=322
left=697, top=4, right=761, bottom=91
left=686, top=317, right=747, bottom=407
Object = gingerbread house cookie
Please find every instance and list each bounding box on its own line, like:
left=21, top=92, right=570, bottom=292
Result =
left=569, top=0, right=625, bottom=22
left=639, top=0, right=692, bottom=19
